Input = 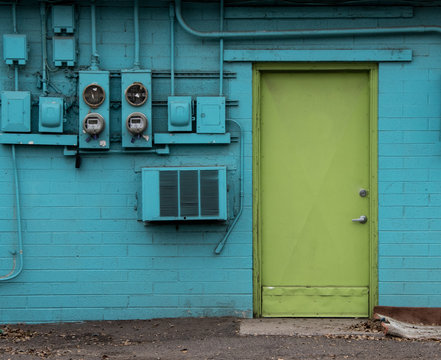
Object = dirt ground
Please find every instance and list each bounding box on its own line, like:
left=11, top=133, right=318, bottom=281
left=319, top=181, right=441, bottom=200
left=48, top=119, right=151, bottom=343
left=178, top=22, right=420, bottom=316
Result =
left=0, top=317, right=440, bottom=360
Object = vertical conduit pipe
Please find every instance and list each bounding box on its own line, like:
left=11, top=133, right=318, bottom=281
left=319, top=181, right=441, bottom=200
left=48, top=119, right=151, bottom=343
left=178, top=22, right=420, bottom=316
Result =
left=40, top=3, right=48, bottom=94
left=0, top=146, right=24, bottom=281
left=133, top=0, right=140, bottom=69
left=215, top=119, right=244, bottom=254
left=169, top=3, right=175, bottom=96
left=12, top=2, right=18, bottom=91
left=12, top=2, right=16, bottom=33
left=219, top=0, right=224, bottom=96
left=90, top=1, right=99, bottom=70
left=1, top=3, right=24, bottom=281
left=14, top=66, right=18, bottom=91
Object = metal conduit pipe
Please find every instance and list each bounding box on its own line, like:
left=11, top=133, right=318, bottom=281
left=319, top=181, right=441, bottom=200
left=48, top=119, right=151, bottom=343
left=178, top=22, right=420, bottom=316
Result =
left=215, top=119, right=243, bottom=255
left=12, top=2, right=16, bottom=33
left=40, top=3, right=48, bottom=94
left=12, top=2, right=18, bottom=91
left=0, top=145, right=24, bottom=281
left=79, top=145, right=170, bottom=155
left=169, top=3, right=175, bottom=96
left=175, top=0, right=441, bottom=39
left=14, top=66, right=18, bottom=91
left=1, top=3, right=24, bottom=281
left=133, top=0, right=140, bottom=69
left=90, top=1, right=99, bottom=70
left=219, top=0, right=224, bottom=96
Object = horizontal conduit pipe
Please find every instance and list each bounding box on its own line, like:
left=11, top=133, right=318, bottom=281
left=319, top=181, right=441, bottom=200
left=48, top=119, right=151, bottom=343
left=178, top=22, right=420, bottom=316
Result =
left=215, top=119, right=243, bottom=255
left=175, top=0, right=441, bottom=39
left=0, top=145, right=24, bottom=281
left=78, top=146, right=170, bottom=155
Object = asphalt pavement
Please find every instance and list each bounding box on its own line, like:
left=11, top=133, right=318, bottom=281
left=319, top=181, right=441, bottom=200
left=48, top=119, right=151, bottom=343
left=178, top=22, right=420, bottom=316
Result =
left=0, top=317, right=440, bottom=359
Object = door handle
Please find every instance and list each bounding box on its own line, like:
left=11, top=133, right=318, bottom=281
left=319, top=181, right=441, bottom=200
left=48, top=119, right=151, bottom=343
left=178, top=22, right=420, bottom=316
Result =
left=352, top=215, right=367, bottom=224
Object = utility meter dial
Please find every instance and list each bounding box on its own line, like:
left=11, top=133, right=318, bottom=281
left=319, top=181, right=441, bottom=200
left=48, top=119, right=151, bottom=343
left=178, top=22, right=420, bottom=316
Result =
left=126, top=112, right=148, bottom=135
left=83, top=113, right=105, bottom=136
left=125, top=82, right=148, bottom=106
left=83, top=83, right=106, bottom=108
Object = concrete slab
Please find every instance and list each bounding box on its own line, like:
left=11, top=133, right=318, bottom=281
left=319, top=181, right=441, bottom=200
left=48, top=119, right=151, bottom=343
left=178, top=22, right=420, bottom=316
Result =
left=239, top=318, right=383, bottom=337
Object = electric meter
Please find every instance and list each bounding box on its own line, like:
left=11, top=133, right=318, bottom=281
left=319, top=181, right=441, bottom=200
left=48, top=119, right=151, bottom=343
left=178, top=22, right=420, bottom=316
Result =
left=125, top=82, right=148, bottom=107
left=82, top=83, right=105, bottom=108
left=83, top=113, right=105, bottom=136
left=126, top=112, right=148, bottom=135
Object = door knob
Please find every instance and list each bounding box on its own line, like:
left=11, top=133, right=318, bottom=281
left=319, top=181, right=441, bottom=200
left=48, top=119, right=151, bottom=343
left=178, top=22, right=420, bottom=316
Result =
left=352, top=215, right=367, bottom=224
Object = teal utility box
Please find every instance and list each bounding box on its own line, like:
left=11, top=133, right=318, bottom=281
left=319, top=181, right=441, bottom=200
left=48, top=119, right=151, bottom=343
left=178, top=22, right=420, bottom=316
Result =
left=52, top=5, right=75, bottom=33
left=3, top=34, right=27, bottom=65
left=141, top=166, right=227, bottom=222
left=78, top=71, right=110, bottom=149
left=39, top=97, right=64, bottom=133
left=1, top=91, right=31, bottom=132
left=121, top=70, right=152, bottom=148
left=53, top=37, right=76, bottom=66
left=168, top=96, right=192, bottom=132
left=196, top=96, right=226, bottom=134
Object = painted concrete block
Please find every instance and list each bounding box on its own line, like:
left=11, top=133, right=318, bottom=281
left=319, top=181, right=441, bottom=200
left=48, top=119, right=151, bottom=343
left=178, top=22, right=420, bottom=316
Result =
left=2, top=2, right=441, bottom=323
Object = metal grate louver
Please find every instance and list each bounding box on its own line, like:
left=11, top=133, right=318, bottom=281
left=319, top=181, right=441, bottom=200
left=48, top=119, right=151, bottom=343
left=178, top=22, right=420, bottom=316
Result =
left=142, top=167, right=226, bottom=221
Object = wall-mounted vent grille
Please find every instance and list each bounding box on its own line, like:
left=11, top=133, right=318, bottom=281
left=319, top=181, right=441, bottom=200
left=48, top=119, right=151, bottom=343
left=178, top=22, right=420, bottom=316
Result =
left=200, top=170, right=219, bottom=216
left=159, top=170, right=179, bottom=217
left=179, top=170, right=199, bottom=217
left=142, top=167, right=227, bottom=221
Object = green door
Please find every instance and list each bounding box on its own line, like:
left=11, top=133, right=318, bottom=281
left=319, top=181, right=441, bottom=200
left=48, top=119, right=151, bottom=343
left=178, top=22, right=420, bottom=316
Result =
left=256, top=64, right=376, bottom=317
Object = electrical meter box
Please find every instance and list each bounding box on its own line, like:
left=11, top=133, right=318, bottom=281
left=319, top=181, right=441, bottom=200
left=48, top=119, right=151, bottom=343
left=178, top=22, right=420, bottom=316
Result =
left=1, top=91, right=31, bottom=132
left=196, top=96, right=226, bottom=134
left=141, top=166, right=227, bottom=222
left=121, top=70, right=152, bottom=148
left=39, top=97, right=64, bottom=133
left=53, top=37, right=76, bottom=66
left=168, top=96, right=192, bottom=132
left=3, top=34, right=27, bottom=65
left=78, top=71, right=110, bottom=149
left=52, top=5, right=75, bottom=33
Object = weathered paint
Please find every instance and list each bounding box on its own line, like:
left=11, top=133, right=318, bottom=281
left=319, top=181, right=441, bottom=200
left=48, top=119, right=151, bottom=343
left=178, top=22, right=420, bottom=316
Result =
left=262, top=287, right=369, bottom=317
left=0, top=1, right=440, bottom=323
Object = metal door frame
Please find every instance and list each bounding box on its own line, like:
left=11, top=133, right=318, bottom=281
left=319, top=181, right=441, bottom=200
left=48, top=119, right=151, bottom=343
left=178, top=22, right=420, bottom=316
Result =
left=252, top=62, right=378, bottom=317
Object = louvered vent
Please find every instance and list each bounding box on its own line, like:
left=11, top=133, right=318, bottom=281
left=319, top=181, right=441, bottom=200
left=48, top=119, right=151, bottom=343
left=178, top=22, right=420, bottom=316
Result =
left=180, top=170, right=199, bottom=217
left=159, top=170, right=178, bottom=217
left=200, top=170, right=219, bottom=216
left=141, top=167, right=227, bottom=221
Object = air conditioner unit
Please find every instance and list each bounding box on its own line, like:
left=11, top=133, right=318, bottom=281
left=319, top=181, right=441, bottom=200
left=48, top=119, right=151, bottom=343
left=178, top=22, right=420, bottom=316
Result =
left=141, top=166, right=227, bottom=222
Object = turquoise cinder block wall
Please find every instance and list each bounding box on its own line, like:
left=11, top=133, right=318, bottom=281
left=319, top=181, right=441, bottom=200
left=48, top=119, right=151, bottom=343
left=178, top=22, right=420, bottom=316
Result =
left=1, top=1, right=441, bottom=323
